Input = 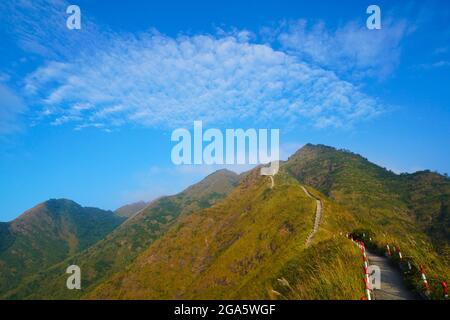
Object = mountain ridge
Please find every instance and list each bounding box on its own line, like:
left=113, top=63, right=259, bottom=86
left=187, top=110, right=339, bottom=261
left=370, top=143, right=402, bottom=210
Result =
left=0, top=199, right=125, bottom=294
left=2, top=144, right=449, bottom=300
left=88, top=144, right=449, bottom=299
left=285, top=144, right=450, bottom=259
left=3, top=168, right=240, bottom=299
left=115, top=201, right=148, bottom=218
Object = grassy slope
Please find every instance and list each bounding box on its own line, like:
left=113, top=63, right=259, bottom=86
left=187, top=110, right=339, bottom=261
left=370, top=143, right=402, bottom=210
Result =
left=4, top=144, right=448, bottom=300
left=114, top=201, right=148, bottom=218
left=88, top=169, right=364, bottom=300
left=0, top=199, right=124, bottom=295
left=4, top=169, right=239, bottom=299
left=284, top=144, right=450, bottom=297
left=399, top=171, right=450, bottom=259
left=89, top=144, right=449, bottom=300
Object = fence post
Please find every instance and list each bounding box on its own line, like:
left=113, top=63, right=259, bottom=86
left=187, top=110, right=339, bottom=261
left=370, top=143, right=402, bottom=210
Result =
left=397, top=246, right=402, bottom=260
left=441, top=281, right=448, bottom=299
left=360, top=241, right=372, bottom=300
left=419, top=265, right=430, bottom=296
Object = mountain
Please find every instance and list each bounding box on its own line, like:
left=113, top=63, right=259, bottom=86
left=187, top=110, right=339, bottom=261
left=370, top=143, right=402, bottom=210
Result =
left=89, top=145, right=449, bottom=299
left=284, top=144, right=450, bottom=259
left=4, top=169, right=240, bottom=299
left=115, top=201, right=148, bottom=218
left=0, top=199, right=125, bottom=294
left=3, top=145, right=449, bottom=300
left=399, top=171, right=450, bottom=257
left=89, top=168, right=364, bottom=299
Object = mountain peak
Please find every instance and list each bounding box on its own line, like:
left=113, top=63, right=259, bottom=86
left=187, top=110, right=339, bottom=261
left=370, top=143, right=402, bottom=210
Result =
left=42, top=198, right=81, bottom=209
left=205, top=168, right=239, bottom=179
left=293, top=143, right=364, bottom=160
left=1, top=199, right=124, bottom=294
left=115, top=201, right=148, bottom=218
left=182, top=168, right=240, bottom=198
left=12, top=199, right=80, bottom=223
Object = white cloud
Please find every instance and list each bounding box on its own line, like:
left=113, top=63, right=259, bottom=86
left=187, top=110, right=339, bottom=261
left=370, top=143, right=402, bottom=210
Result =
left=277, top=18, right=410, bottom=79
left=431, top=61, right=450, bottom=68
left=25, top=31, right=384, bottom=130
left=433, top=47, right=448, bottom=55
left=0, top=83, right=27, bottom=134
left=416, top=60, right=450, bottom=70
left=0, top=0, right=108, bottom=60
left=2, top=1, right=393, bottom=132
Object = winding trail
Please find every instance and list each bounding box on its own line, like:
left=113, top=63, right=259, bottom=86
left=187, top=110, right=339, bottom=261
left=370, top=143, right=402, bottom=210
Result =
left=298, top=184, right=417, bottom=299
left=300, top=186, right=323, bottom=246
left=365, top=250, right=418, bottom=300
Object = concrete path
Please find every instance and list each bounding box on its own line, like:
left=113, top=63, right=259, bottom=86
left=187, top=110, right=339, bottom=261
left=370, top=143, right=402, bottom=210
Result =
left=299, top=185, right=416, bottom=300
left=301, top=186, right=323, bottom=246
left=365, top=250, right=418, bottom=300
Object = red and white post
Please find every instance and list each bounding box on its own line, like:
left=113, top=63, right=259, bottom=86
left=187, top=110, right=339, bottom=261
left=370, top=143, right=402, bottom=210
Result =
left=441, top=281, right=448, bottom=299
left=419, top=265, right=430, bottom=295
left=360, top=242, right=372, bottom=300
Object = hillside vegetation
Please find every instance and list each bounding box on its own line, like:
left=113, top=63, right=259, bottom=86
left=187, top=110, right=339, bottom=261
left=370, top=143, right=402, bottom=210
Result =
left=3, top=169, right=239, bottom=299
left=89, top=169, right=363, bottom=299
left=114, top=201, right=148, bottom=218
left=1, top=144, right=448, bottom=300
left=0, top=199, right=124, bottom=294
left=285, top=144, right=450, bottom=296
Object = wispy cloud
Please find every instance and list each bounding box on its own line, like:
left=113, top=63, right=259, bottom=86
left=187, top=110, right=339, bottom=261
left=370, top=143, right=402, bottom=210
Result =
left=415, top=60, right=450, bottom=70
left=0, top=0, right=108, bottom=60
left=433, top=47, right=448, bottom=55
left=3, top=0, right=393, bottom=133
left=275, top=18, right=411, bottom=79
left=24, top=31, right=384, bottom=130
left=0, top=83, right=27, bottom=134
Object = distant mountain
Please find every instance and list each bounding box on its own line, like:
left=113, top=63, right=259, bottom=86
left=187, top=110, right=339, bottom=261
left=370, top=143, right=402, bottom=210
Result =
left=4, top=169, right=240, bottom=299
left=115, top=201, right=148, bottom=218
left=0, top=199, right=125, bottom=294
left=3, top=145, right=449, bottom=300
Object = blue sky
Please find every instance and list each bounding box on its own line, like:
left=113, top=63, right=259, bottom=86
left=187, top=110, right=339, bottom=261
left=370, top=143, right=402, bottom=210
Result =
left=0, top=0, right=449, bottom=221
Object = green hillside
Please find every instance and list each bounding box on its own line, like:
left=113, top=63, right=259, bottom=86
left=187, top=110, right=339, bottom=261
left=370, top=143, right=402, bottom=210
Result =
left=399, top=171, right=450, bottom=258
left=284, top=144, right=449, bottom=296
left=3, top=169, right=239, bottom=299
left=0, top=199, right=125, bottom=294
left=114, top=201, right=148, bottom=218
left=89, top=169, right=363, bottom=299
left=89, top=144, right=449, bottom=300
left=2, top=144, right=448, bottom=300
